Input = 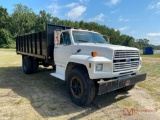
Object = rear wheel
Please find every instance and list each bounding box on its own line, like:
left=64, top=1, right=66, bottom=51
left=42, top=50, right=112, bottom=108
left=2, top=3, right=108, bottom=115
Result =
left=118, top=84, right=135, bottom=92
left=32, top=58, right=39, bottom=73
left=52, top=65, right=56, bottom=71
left=67, top=68, right=95, bottom=106
left=43, top=63, right=49, bottom=67
left=22, top=56, right=33, bottom=74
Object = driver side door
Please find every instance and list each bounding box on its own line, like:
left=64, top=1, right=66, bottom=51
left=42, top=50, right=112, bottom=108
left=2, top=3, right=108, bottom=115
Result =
left=54, top=31, right=72, bottom=67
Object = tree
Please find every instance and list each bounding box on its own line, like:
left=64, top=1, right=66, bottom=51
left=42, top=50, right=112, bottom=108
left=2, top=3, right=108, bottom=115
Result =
left=0, top=6, right=10, bottom=29
left=136, top=39, right=149, bottom=49
left=35, top=10, right=52, bottom=31
left=109, top=29, right=121, bottom=44
left=52, top=17, right=60, bottom=24
left=0, top=6, right=14, bottom=48
left=74, top=21, right=79, bottom=28
left=10, top=4, right=37, bottom=36
left=0, top=29, right=12, bottom=48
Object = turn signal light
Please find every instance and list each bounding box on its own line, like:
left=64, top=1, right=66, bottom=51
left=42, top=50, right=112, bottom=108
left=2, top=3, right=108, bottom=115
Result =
left=91, top=52, right=98, bottom=57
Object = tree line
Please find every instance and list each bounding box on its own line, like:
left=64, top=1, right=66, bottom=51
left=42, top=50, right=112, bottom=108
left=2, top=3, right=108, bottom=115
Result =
left=0, top=4, right=159, bottom=49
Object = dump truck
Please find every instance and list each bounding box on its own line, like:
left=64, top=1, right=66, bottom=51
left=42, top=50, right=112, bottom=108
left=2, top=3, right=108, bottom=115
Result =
left=16, top=24, right=147, bottom=106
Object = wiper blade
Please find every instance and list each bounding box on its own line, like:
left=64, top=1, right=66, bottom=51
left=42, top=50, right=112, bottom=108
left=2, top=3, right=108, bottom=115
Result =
left=77, top=40, right=88, bottom=42
left=92, top=41, right=105, bottom=44
left=97, top=41, right=105, bottom=43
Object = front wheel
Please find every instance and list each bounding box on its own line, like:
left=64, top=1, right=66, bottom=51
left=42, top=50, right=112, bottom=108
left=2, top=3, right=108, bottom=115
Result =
left=67, top=68, right=95, bottom=106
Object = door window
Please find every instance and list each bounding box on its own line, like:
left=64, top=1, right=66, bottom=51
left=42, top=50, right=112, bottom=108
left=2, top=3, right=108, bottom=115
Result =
left=60, top=32, right=71, bottom=45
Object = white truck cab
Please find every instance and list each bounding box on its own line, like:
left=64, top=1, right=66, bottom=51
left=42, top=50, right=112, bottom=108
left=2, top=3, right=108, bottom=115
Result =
left=52, top=29, right=142, bottom=80
left=50, top=28, right=146, bottom=106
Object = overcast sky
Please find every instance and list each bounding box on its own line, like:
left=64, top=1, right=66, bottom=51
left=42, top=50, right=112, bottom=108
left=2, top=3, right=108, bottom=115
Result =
left=0, top=0, right=160, bottom=45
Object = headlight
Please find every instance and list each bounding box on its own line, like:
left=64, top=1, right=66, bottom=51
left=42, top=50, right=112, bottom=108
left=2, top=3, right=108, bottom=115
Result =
left=96, top=64, right=103, bottom=71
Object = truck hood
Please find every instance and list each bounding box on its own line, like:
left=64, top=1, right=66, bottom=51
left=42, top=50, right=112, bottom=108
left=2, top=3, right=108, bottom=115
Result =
left=76, top=43, right=139, bottom=50
left=72, top=43, right=139, bottom=60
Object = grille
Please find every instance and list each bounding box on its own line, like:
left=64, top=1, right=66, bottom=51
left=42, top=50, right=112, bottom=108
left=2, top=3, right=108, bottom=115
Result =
left=113, top=50, right=140, bottom=72
left=114, top=50, right=139, bottom=59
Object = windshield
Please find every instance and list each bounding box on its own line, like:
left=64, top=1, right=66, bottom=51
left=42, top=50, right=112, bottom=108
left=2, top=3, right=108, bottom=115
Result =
left=72, top=31, right=108, bottom=44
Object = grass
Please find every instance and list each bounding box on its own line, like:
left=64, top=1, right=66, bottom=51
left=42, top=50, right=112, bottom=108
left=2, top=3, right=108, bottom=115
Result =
left=0, top=48, right=16, bottom=52
left=0, top=49, right=21, bottom=67
left=141, top=54, right=160, bottom=58
left=138, top=54, right=160, bottom=102
left=114, top=97, right=142, bottom=117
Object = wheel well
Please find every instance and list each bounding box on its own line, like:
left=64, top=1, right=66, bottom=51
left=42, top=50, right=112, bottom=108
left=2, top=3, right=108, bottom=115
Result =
left=65, top=62, right=99, bottom=95
left=65, top=62, right=88, bottom=81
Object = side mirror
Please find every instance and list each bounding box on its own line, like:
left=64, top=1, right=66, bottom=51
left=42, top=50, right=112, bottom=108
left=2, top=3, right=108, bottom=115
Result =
left=103, top=35, right=110, bottom=43
left=54, top=30, right=60, bottom=45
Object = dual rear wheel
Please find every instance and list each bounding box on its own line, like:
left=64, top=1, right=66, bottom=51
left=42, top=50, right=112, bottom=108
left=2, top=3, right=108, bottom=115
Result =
left=22, top=56, right=39, bottom=74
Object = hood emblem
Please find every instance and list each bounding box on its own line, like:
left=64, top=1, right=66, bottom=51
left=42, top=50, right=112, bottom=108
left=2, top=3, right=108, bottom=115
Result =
left=126, top=58, right=131, bottom=63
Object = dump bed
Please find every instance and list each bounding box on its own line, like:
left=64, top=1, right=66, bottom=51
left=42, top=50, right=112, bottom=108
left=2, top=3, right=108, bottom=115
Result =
left=16, top=24, right=72, bottom=63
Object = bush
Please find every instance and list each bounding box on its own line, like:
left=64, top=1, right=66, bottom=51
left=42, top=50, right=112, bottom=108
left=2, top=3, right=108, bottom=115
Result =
left=0, top=29, right=14, bottom=48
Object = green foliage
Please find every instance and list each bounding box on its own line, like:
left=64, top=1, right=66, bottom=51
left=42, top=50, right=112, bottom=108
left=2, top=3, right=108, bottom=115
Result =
left=136, top=39, right=149, bottom=49
left=35, top=10, right=52, bottom=31
left=0, top=6, right=9, bottom=29
left=0, top=29, right=13, bottom=48
left=10, top=4, right=37, bottom=36
left=149, top=45, right=160, bottom=50
left=0, top=4, right=158, bottom=49
left=119, top=34, right=139, bottom=48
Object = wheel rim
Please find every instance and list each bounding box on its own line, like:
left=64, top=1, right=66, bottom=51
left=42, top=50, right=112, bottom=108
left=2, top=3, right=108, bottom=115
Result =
left=70, top=76, right=83, bottom=98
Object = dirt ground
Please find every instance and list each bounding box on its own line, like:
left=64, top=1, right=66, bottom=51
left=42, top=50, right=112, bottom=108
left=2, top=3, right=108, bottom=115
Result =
left=0, top=49, right=160, bottom=120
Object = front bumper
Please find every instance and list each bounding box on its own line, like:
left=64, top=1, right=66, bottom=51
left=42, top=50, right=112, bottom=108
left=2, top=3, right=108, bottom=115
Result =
left=97, top=72, right=147, bottom=95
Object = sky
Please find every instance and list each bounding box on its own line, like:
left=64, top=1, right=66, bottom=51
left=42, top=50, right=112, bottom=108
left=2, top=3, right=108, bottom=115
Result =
left=0, top=0, right=160, bottom=45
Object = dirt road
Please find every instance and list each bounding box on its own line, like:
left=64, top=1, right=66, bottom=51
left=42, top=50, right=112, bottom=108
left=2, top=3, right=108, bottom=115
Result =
left=0, top=49, right=160, bottom=120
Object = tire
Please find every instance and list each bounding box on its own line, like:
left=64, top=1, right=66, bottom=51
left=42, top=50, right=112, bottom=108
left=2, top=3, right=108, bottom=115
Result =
left=67, top=68, right=95, bottom=106
left=43, top=63, right=49, bottom=67
left=118, top=84, right=135, bottom=92
left=22, top=56, right=33, bottom=74
left=52, top=65, right=56, bottom=71
left=32, top=58, right=39, bottom=73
